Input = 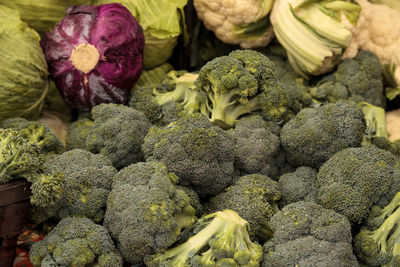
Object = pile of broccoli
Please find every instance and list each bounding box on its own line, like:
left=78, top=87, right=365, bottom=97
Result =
left=2, top=47, right=400, bottom=267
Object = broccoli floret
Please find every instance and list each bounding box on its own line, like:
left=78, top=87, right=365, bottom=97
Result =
left=0, top=129, right=65, bottom=209
left=66, top=116, right=94, bottom=150
left=32, top=149, right=117, bottom=223
left=262, top=201, right=358, bottom=267
left=269, top=53, right=313, bottom=116
left=311, top=50, right=386, bottom=107
left=316, top=146, right=400, bottom=224
left=29, top=217, right=123, bottom=267
left=103, top=161, right=196, bottom=264
left=130, top=70, right=201, bottom=125
left=145, top=209, right=263, bottom=267
left=0, top=117, right=65, bottom=156
left=231, top=115, right=282, bottom=177
left=204, top=174, right=280, bottom=242
left=195, top=49, right=289, bottom=129
left=281, top=101, right=366, bottom=168
left=278, top=166, right=318, bottom=208
left=142, top=113, right=235, bottom=196
left=177, top=185, right=203, bottom=217
left=354, top=192, right=400, bottom=266
left=85, top=103, right=152, bottom=169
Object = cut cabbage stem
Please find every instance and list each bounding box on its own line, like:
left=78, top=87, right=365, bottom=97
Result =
left=69, top=43, right=100, bottom=74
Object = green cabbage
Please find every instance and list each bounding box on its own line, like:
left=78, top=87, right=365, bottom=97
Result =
left=0, top=0, right=90, bottom=35
left=0, top=6, right=49, bottom=122
left=92, top=0, right=188, bottom=69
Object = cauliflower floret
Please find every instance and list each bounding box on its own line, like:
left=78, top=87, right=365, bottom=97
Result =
left=193, top=0, right=274, bottom=48
left=344, top=0, right=400, bottom=85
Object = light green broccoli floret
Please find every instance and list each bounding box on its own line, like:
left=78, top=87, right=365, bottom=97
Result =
left=0, top=117, right=65, bottom=156
left=145, top=209, right=263, bottom=267
left=29, top=217, right=123, bottom=267
left=0, top=129, right=65, bottom=208
left=103, top=161, right=196, bottom=264
left=85, top=103, right=152, bottom=169
left=195, top=49, right=289, bottom=128
left=31, top=149, right=117, bottom=223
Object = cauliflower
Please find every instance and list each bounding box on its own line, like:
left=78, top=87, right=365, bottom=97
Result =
left=344, top=0, right=400, bottom=87
left=193, top=0, right=274, bottom=48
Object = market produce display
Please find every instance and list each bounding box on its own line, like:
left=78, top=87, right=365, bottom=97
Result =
left=2, top=1, right=400, bottom=267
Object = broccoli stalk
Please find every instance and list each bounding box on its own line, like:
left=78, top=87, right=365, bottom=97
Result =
left=145, top=210, right=263, bottom=266
left=153, top=72, right=201, bottom=114
left=355, top=192, right=400, bottom=266
left=359, top=102, right=389, bottom=145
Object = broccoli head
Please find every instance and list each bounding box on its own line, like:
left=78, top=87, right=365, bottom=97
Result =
left=278, top=166, right=318, bottom=208
left=354, top=192, right=400, bottom=266
left=66, top=116, right=94, bottom=151
left=32, top=149, right=117, bottom=223
left=103, top=161, right=196, bottom=264
left=231, top=115, right=283, bottom=177
left=145, top=209, right=263, bottom=267
left=29, top=217, right=123, bottom=267
left=0, top=117, right=65, bottom=156
left=310, top=50, right=386, bottom=107
left=316, top=146, right=400, bottom=224
left=0, top=129, right=65, bottom=209
left=142, top=113, right=235, bottom=196
left=281, top=101, right=366, bottom=168
left=195, top=49, right=289, bottom=129
left=204, top=174, right=280, bottom=242
left=85, top=103, right=152, bottom=169
left=262, top=201, right=357, bottom=267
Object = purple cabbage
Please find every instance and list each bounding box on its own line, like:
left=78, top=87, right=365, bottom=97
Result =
left=41, top=4, right=144, bottom=110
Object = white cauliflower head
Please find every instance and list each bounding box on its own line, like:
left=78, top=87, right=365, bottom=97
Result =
left=345, top=0, right=400, bottom=86
left=193, top=0, right=274, bottom=48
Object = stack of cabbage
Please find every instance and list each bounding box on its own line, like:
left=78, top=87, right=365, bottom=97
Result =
left=0, top=5, right=49, bottom=122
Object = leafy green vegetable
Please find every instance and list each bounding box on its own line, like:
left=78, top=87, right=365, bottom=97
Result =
left=92, top=0, right=188, bottom=69
left=0, top=5, right=49, bottom=122
left=0, top=0, right=90, bottom=35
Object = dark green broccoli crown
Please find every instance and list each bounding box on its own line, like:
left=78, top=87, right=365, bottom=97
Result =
left=33, top=149, right=117, bottom=223
left=278, top=166, right=318, bottom=208
left=354, top=192, right=400, bottom=266
left=195, top=50, right=289, bottom=128
left=232, top=115, right=281, bottom=177
left=262, top=201, right=357, bottom=267
left=310, top=79, right=350, bottom=103
left=281, top=101, right=366, bottom=168
left=205, top=174, right=280, bottom=240
left=29, top=217, right=123, bottom=267
left=142, top=113, right=235, bottom=196
left=145, top=210, right=263, bottom=267
left=316, top=146, right=400, bottom=224
left=0, top=129, right=44, bottom=183
left=333, top=50, right=385, bottom=107
left=85, top=103, right=152, bottom=169
left=66, top=117, right=94, bottom=151
left=0, top=117, right=65, bottom=156
left=129, top=85, right=164, bottom=124
left=104, top=161, right=195, bottom=264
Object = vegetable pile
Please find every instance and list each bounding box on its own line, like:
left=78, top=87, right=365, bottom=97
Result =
left=1, top=1, right=400, bottom=267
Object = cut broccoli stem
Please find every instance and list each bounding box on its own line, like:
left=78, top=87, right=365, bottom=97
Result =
left=175, top=205, right=196, bottom=229
left=218, top=97, right=261, bottom=129
left=359, top=102, right=389, bottom=145
left=371, top=193, right=400, bottom=254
